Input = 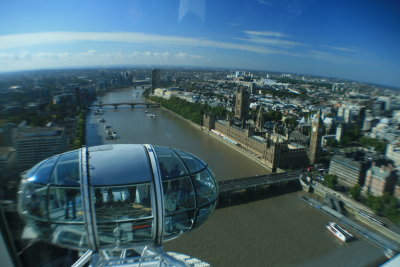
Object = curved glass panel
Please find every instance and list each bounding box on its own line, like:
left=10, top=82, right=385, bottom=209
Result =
left=193, top=169, right=218, bottom=206
left=49, top=151, right=79, bottom=185
left=163, top=176, right=196, bottom=215
left=89, top=144, right=153, bottom=185
left=25, top=156, right=58, bottom=184
left=192, top=202, right=217, bottom=229
left=163, top=210, right=195, bottom=240
left=19, top=182, right=48, bottom=220
left=173, top=149, right=206, bottom=173
left=51, top=224, right=88, bottom=250
left=48, top=187, right=83, bottom=222
left=154, top=146, right=188, bottom=180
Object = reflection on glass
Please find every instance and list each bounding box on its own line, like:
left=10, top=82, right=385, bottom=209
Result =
left=20, top=183, right=47, bottom=220
left=95, top=184, right=152, bottom=222
left=49, top=151, right=79, bottom=185
left=26, top=156, right=57, bottom=184
left=193, top=169, right=218, bottom=206
left=48, top=187, right=83, bottom=222
left=97, top=220, right=153, bottom=248
left=164, top=211, right=195, bottom=239
left=51, top=224, right=88, bottom=250
left=163, top=177, right=195, bottom=214
left=173, top=149, right=206, bottom=173
left=154, top=146, right=188, bottom=179
left=94, top=183, right=154, bottom=249
left=193, top=202, right=217, bottom=229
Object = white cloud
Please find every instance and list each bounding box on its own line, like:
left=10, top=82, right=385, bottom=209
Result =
left=235, top=37, right=305, bottom=48
left=0, top=49, right=207, bottom=72
left=321, top=45, right=357, bottom=53
left=0, top=31, right=279, bottom=55
left=243, top=30, right=289, bottom=38
left=307, top=50, right=360, bottom=64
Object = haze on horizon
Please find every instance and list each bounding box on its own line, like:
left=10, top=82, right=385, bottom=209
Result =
left=0, top=0, right=399, bottom=87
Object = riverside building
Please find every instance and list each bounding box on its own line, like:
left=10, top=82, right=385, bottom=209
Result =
left=328, top=155, right=369, bottom=187
left=203, top=115, right=313, bottom=172
left=363, top=164, right=398, bottom=197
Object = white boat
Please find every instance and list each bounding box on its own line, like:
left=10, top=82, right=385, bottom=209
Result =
left=146, top=114, right=156, bottom=118
left=326, top=222, right=353, bottom=242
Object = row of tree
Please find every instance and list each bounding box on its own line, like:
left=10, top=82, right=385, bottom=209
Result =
left=148, top=96, right=229, bottom=125
left=359, top=136, right=388, bottom=154
left=366, top=194, right=400, bottom=224
left=328, top=178, right=399, bottom=224
left=72, top=111, right=86, bottom=149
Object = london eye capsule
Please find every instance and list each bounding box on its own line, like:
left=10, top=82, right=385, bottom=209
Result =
left=18, top=144, right=218, bottom=251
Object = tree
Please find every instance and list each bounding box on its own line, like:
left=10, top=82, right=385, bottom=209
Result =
left=324, top=174, right=338, bottom=189
left=359, top=136, right=387, bottom=154
left=284, top=117, right=298, bottom=128
left=349, top=184, right=361, bottom=200
left=326, top=138, right=338, bottom=147
left=266, top=110, right=282, bottom=122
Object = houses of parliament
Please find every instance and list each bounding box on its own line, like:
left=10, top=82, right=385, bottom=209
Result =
left=203, top=88, right=323, bottom=172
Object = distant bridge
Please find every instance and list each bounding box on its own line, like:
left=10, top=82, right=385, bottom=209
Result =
left=217, top=170, right=301, bottom=200
left=91, top=102, right=160, bottom=109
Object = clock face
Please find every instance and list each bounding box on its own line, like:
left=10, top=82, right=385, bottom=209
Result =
left=313, top=126, right=316, bottom=132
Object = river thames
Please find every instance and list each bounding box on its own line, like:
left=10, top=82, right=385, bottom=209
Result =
left=86, top=87, right=384, bottom=266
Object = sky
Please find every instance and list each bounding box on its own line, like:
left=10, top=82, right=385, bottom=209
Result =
left=0, top=0, right=399, bottom=87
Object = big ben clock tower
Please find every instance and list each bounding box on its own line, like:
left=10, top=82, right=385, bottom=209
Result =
left=309, top=109, right=324, bottom=165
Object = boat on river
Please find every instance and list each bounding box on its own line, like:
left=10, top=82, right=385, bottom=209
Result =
left=326, top=222, right=353, bottom=242
left=146, top=114, right=156, bottom=118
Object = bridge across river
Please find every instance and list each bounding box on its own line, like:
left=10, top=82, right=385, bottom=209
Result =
left=92, top=102, right=160, bottom=109
left=217, top=170, right=301, bottom=199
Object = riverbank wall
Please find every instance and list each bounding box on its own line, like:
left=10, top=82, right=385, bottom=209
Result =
left=155, top=104, right=275, bottom=173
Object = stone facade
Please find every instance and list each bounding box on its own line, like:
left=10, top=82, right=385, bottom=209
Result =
left=234, top=88, right=249, bottom=121
left=309, top=111, right=324, bottom=165
left=212, top=119, right=309, bottom=172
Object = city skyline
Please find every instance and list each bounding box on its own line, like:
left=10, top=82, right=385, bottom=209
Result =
left=0, top=0, right=399, bottom=87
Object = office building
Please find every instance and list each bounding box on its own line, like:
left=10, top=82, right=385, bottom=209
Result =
left=329, top=155, right=369, bottom=187
left=15, top=127, right=67, bottom=170
left=386, top=142, right=400, bottom=167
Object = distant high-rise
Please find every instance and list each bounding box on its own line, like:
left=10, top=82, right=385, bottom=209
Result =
left=250, top=82, right=256, bottom=95
left=234, top=88, right=250, bottom=121
left=151, top=69, right=161, bottom=94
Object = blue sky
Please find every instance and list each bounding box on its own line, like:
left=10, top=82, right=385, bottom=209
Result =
left=0, top=0, right=399, bottom=87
